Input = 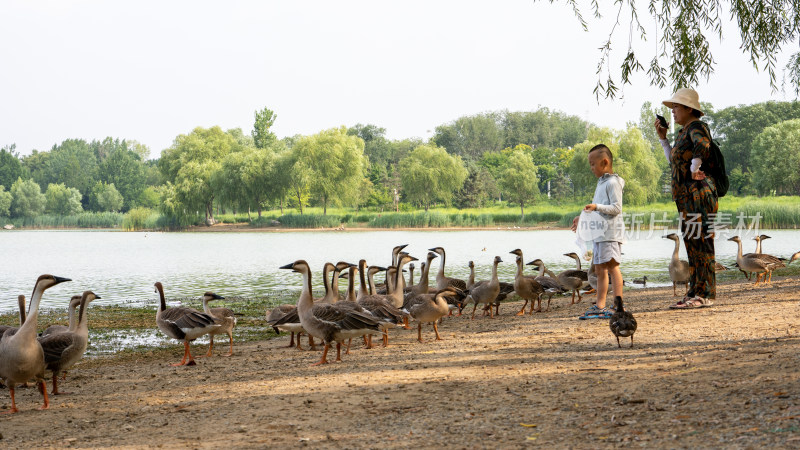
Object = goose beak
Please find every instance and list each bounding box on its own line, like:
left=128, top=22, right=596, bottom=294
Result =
left=279, top=263, right=294, bottom=270
left=496, top=257, right=503, bottom=263
left=54, top=276, right=72, bottom=284
left=94, top=294, right=102, bottom=300
left=525, top=260, right=535, bottom=265
left=213, top=293, right=225, bottom=300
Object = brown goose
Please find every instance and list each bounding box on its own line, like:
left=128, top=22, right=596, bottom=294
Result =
left=663, top=233, right=690, bottom=295
left=358, top=260, right=414, bottom=348
left=376, top=244, right=409, bottom=294
left=792, top=251, right=800, bottom=263
left=752, top=234, right=785, bottom=283
left=465, top=256, right=502, bottom=319
left=41, top=295, right=83, bottom=337
left=0, top=274, right=71, bottom=413
left=280, top=260, right=381, bottom=366
left=154, top=282, right=221, bottom=366
left=201, top=292, right=235, bottom=357
left=728, top=236, right=783, bottom=286
left=527, top=258, right=567, bottom=311
left=406, top=289, right=457, bottom=342
left=0, top=295, right=27, bottom=343
left=39, top=290, right=99, bottom=394
left=429, top=246, right=468, bottom=292
left=559, top=252, right=589, bottom=304
left=509, top=250, right=544, bottom=315
left=266, top=304, right=303, bottom=348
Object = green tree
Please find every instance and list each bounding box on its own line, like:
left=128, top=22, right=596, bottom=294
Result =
left=10, top=177, right=46, bottom=218
left=432, top=112, right=504, bottom=160
left=502, top=109, right=588, bottom=149
left=277, top=151, right=311, bottom=214
left=159, top=126, right=241, bottom=224
left=45, top=183, right=83, bottom=215
left=137, top=186, right=161, bottom=209
left=98, top=145, right=146, bottom=211
left=253, top=107, right=277, bottom=149
left=750, top=119, right=800, bottom=195
left=0, top=144, right=24, bottom=189
left=552, top=0, right=800, bottom=96
left=0, top=186, right=12, bottom=216
left=292, top=127, right=366, bottom=214
left=126, top=140, right=151, bottom=161
left=398, top=144, right=468, bottom=211
left=454, top=162, right=498, bottom=208
left=45, top=139, right=99, bottom=200
left=21, top=150, right=51, bottom=190
left=498, top=149, right=539, bottom=217
left=91, top=182, right=124, bottom=212
left=708, top=101, right=800, bottom=175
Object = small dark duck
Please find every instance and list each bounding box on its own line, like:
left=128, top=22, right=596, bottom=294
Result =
left=609, top=296, right=637, bottom=348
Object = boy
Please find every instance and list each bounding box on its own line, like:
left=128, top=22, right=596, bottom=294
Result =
left=571, top=144, right=626, bottom=320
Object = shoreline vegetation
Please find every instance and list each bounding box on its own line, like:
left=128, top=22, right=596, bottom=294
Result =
left=2, top=195, right=800, bottom=231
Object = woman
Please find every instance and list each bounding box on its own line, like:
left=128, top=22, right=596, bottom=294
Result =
left=655, top=88, right=717, bottom=309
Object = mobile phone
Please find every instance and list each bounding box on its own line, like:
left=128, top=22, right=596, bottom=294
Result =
left=656, top=114, right=668, bottom=128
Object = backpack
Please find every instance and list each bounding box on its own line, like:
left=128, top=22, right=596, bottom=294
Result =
left=688, top=121, right=729, bottom=197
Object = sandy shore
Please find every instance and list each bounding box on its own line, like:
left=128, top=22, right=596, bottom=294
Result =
left=2, top=277, right=799, bottom=448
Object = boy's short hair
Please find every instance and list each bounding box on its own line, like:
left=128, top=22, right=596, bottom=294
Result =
left=589, top=144, right=613, bottom=165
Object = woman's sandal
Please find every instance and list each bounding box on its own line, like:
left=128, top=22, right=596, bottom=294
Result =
left=669, top=297, right=713, bottom=309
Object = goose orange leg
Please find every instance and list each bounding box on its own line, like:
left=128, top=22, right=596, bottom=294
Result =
left=311, top=343, right=331, bottom=366
left=433, top=321, right=443, bottom=340
left=171, top=341, right=197, bottom=366
left=51, top=372, right=71, bottom=395
left=200, top=336, right=215, bottom=357
left=2, top=387, right=20, bottom=414
left=334, top=342, right=343, bottom=362
left=516, top=300, right=528, bottom=316
left=38, top=381, right=50, bottom=410
left=417, top=323, right=424, bottom=343
left=222, top=332, right=234, bottom=357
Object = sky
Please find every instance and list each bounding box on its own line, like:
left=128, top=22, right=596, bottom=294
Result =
left=1, top=0, right=795, bottom=159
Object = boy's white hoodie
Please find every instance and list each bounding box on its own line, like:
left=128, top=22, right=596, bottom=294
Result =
left=592, top=172, right=626, bottom=243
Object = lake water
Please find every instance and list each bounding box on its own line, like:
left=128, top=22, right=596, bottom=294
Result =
left=1, top=228, right=799, bottom=312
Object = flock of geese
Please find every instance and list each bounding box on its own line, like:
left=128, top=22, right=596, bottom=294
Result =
left=1, top=236, right=797, bottom=413
left=0, top=276, right=235, bottom=413
left=664, top=233, right=800, bottom=294
left=265, top=244, right=639, bottom=366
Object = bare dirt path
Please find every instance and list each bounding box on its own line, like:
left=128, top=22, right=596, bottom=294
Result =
left=2, top=277, right=799, bottom=448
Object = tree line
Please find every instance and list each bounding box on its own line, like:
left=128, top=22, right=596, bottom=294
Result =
left=1, top=102, right=800, bottom=225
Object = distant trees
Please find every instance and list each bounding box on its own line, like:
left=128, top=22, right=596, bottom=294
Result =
left=750, top=119, right=800, bottom=195
left=0, top=186, right=11, bottom=216
left=10, top=178, right=45, bottom=218
left=0, top=144, right=23, bottom=189
left=497, top=147, right=539, bottom=217
left=92, top=182, right=124, bottom=212
left=398, top=144, right=467, bottom=211
left=45, top=183, right=83, bottom=215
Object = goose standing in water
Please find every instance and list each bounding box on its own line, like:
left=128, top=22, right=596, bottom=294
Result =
left=201, top=292, right=236, bottom=357
left=0, top=295, right=27, bottom=343
left=39, top=290, right=99, bottom=394
left=0, top=274, right=71, bottom=413
left=40, top=295, right=82, bottom=337
left=154, top=282, right=221, bottom=366
left=663, top=233, right=690, bottom=296
left=280, top=260, right=380, bottom=366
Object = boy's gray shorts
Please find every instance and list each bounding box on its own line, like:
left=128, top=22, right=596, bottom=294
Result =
left=592, top=241, right=622, bottom=265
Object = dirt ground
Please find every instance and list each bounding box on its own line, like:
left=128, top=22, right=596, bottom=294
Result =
left=2, top=277, right=799, bottom=449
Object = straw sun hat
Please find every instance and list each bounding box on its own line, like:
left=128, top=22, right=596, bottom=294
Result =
left=662, top=88, right=704, bottom=116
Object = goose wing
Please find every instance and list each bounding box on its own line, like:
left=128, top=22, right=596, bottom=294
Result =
left=39, top=333, right=76, bottom=368
left=313, top=303, right=380, bottom=332
left=357, top=296, right=406, bottom=323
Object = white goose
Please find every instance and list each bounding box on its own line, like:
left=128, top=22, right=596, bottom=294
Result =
left=0, top=274, right=71, bottom=413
